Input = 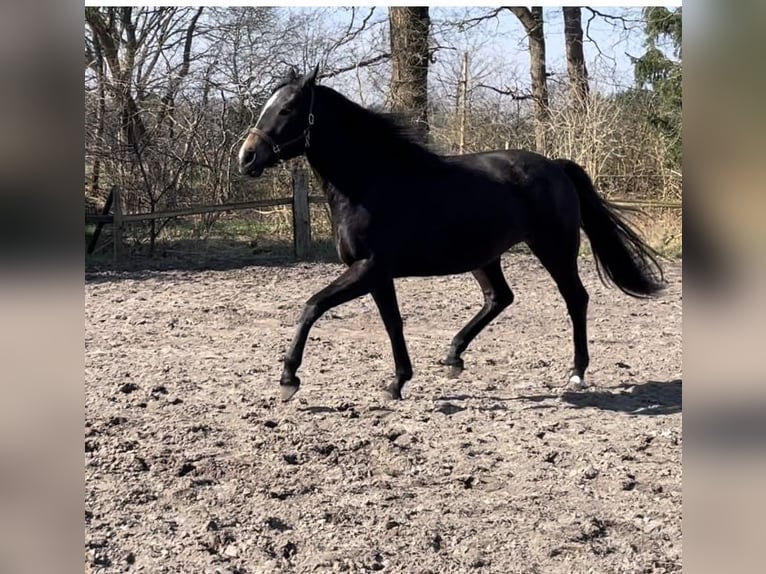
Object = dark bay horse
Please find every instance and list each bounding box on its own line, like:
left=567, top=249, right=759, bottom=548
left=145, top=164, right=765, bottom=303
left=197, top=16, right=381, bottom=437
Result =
left=238, top=67, right=664, bottom=401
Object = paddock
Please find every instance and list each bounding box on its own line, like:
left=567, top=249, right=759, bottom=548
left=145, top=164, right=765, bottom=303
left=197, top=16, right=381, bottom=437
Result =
left=85, top=252, right=681, bottom=573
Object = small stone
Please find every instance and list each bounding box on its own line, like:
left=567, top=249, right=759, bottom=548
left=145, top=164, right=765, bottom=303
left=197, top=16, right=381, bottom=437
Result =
left=223, top=544, right=238, bottom=558
left=460, top=475, right=475, bottom=489
left=313, top=443, right=335, bottom=456
left=283, top=452, right=299, bottom=465
left=119, top=382, right=139, bottom=394
left=429, top=531, right=442, bottom=552
left=266, top=516, right=291, bottom=531
left=385, top=427, right=406, bottom=442
left=435, top=402, right=465, bottom=415
left=543, top=451, right=559, bottom=464
left=622, top=474, right=637, bottom=491
left=468, top=549, right=489, bottom=568
left=393, top=433, right=414, bottom=448
left=583, top=466, right=599, bottom=480
left=282, top=541, right=297, bottom=559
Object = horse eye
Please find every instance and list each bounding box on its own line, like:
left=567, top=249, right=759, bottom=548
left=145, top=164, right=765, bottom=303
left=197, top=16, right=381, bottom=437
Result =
left=279, top=107, right=293, bottom=116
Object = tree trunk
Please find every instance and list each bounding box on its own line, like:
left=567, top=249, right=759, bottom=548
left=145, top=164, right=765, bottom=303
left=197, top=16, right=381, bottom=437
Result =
left=388, top=7, right=430, bottom=142
left=563, top=7, right=589, bottom=108
left=508, top=7, right=549, bottom=154
left=90, top=38, right=106, bottom=198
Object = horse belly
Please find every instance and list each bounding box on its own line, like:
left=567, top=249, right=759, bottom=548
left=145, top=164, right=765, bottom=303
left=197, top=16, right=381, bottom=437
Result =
left=391, top=216, right=521, bottom=276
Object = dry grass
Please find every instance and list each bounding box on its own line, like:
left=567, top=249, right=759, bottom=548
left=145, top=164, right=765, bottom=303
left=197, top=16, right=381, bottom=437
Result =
left=641, top=208, right=683, bottom=258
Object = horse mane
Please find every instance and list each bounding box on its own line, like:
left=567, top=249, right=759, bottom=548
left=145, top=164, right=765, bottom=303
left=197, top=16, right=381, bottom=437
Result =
left=315, top=85, right=444, bottom=170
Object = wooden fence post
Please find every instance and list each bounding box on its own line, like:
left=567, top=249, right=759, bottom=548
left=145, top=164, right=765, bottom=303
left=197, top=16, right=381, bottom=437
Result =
left=112, top=187, right=124, bottom=262
left=292, top=168, right=311, bottom=259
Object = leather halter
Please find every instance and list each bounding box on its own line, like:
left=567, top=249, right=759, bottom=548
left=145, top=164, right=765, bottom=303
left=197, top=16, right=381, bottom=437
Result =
left=248, top=88, right=315, bottom=161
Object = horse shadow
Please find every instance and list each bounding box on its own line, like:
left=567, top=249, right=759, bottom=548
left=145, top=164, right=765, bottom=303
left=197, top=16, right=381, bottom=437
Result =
left=559, top=379, right=682, bottom=415
left=438, top=379, right=682, bottom=416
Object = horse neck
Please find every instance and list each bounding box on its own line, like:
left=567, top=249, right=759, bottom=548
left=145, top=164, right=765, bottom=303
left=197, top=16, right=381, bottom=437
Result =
left=306, top=89, right=437, bottom=194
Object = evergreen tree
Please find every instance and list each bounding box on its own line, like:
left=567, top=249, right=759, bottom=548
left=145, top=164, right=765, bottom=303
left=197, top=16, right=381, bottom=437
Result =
left=632, top=7, right=682, bottom=167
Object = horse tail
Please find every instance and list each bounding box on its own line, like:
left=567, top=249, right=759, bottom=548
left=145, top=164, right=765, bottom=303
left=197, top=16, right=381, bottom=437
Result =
left=556, top=158, right=665, bottom=298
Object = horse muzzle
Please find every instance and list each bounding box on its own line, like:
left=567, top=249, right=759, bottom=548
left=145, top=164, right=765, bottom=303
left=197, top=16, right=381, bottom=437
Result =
left=238, top=145, right=265, bottom=177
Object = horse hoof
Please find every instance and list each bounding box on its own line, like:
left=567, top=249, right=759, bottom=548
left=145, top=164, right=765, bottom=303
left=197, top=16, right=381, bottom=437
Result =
left=440, top=358, right=464, bottom=379
left=569, top=374, right=588, bottom=390
left=383, top=381, right=403, bottom=400
left=280, top=384, right=300, bottom=402
left=280, top=375, right=301, bottom=402
left=447, top=364, right=464, bottom=379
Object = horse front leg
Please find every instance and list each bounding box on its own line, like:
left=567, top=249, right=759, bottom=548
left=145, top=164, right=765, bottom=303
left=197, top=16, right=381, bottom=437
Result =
left=371, top=279, right=413, bottom=400
left=280, top=258, right=380, bottom=401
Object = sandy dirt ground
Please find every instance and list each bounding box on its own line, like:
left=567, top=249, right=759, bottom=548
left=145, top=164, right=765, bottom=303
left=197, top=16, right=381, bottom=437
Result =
left=85, top=252, right=682, bottom=573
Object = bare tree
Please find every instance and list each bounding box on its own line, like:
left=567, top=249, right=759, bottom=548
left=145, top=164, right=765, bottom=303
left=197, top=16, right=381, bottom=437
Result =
left=563, top=7, right=589, bottom=107
left=388, top=7, right=430, bottom=141
left=85, top=7, right=208, bottom=252
left=508, top=7, right=549, bottom=153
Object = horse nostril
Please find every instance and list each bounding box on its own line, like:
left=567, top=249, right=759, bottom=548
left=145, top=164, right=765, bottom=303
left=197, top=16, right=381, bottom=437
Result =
left=242, top=150, right=256, bottom=167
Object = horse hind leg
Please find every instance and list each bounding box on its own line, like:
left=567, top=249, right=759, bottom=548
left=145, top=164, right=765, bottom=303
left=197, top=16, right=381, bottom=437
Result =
left=528, top=238, right=590, bottom=388
left=442, top=258, right=514, bottom=377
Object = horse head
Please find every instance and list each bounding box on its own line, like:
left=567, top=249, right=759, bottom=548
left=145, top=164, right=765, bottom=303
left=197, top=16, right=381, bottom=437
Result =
left=238, top=65, right=318, bottom=177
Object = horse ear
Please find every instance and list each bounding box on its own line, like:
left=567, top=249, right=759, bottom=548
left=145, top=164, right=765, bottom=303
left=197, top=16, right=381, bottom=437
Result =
left=303, top=65, right=319, bottom=87
left=288, top=67, right=300, bottom=82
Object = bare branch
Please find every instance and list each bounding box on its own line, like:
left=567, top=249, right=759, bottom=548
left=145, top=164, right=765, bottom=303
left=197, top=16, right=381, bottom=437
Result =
left=583, top=7, right=642, bottom=31
left=452, top=7, right=505, bottom=32
left=475, top=83, right=533, bottom=101
left=583, top=9, right=616, bottom=68
left=319, top=53, right=391, bottom=81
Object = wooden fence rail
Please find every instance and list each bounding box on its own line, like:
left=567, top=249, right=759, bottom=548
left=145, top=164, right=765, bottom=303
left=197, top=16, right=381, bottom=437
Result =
left=86, top=169, right=681, bottom=261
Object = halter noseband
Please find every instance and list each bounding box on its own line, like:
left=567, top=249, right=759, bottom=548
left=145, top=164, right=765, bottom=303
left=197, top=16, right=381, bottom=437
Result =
left=248, top=89, right=315, bottom=161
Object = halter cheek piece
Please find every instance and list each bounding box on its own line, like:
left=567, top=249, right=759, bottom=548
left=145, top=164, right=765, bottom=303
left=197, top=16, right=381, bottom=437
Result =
left=249, top=89, right=315, bottom=161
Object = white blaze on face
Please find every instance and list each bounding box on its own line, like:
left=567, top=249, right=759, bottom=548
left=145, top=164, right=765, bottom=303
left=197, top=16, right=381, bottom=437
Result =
left=255, top=87, right=287, bottom=128
left=238, top=137, right=249, bottom=166
left=240, top=87, right=287, bottom=166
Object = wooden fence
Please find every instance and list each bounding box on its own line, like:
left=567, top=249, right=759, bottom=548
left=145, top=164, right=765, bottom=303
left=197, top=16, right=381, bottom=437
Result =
left=86, top=168, right=681, bottom=261
left=86, top=169, right=323, bottom=260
